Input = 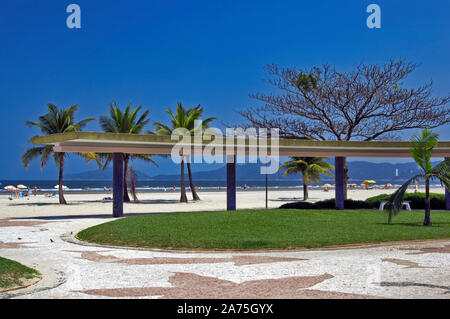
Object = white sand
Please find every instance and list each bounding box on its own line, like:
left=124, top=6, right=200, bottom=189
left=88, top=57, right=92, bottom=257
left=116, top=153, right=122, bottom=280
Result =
left=0, top=187, right=446, bottom=219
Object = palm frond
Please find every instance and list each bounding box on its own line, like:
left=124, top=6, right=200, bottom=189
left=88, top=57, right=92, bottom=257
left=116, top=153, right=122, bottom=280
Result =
left=385, top=176, right=419, bottom=223
left=130, top=154, right=158, bottom=166
left=21, top=146, right=49, bottom=169
left=428, top=158, right=450, bottom=189
left=409, top=129, right=439, bottom=173
left=40, top=146, right=55, bottom=169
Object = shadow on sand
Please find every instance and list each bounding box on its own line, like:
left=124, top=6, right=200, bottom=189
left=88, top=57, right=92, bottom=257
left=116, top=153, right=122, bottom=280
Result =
left=11, top=212, right=164, bottom=221
left=7, top=199, right=180, bottom=207
left=269, top=197, right=305, bottom=201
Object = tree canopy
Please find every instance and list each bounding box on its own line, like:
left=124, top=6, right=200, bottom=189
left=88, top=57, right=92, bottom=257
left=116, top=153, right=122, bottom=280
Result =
left=239, top=59, right=450, bottom=141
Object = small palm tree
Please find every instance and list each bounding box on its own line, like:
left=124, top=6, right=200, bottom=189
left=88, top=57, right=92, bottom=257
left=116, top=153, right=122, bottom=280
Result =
left=99, top=101, right=157, bottom=202
left=154, top=102, right=215, bottom=202
left=22, top=104, right=97, bottom=204
left=386, top=129, right=450, bottom=225
left=278, top=157, right=334, bottom=200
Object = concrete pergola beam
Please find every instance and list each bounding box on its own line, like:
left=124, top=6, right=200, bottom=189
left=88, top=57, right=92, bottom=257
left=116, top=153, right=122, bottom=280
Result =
left=29, top=132, right=450, bottom=158
left=29, top=132, right=450, bottom=215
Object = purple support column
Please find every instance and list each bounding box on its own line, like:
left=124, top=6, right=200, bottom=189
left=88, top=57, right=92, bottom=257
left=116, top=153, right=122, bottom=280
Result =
left=446, top=157, right=450, bottom=211
left=226, top=155, right=236, bottom=211
left=113, top=153, right=124, bottom=217
left=335, top=157, right=345, bottom=210
left=446, top=187, right=450, bottom=211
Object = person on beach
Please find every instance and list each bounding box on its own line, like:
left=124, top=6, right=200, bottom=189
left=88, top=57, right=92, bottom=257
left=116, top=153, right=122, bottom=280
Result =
left=414, top=179, right=419, bottom=193
left=33, top=186, right=37, bottom=196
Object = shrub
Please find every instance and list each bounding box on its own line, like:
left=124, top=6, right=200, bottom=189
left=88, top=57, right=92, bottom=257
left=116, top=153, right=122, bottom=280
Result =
left=279, top=201, right=317, bottom=209
left=280, top=192, right=447, bottom=210
left=280, top=199, right=377, bottom=210
left=365, top=192, right=445, bottom=209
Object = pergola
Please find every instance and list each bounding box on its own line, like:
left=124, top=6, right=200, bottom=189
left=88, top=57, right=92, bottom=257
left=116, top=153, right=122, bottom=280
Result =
left=31, top=132, right=450, bottom=217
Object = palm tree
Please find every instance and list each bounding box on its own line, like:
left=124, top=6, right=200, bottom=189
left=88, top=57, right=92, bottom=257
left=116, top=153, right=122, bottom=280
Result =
left=22, top=104, right=97, bottom=204
left=99, top=101, right=157, bottom=202
left=278, top=157, right=334, bottom=201
left=386, top=129, right=450, bottom=225
left=154, top=102, right=216, bottom=202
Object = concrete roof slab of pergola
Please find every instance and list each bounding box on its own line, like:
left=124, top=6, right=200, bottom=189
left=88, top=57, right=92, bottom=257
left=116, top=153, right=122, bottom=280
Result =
left=30, top=132, right=450, bottom=158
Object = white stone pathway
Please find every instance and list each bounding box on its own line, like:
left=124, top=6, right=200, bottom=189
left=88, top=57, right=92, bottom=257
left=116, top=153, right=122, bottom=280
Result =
left=0, top=216, right=449, bottom=299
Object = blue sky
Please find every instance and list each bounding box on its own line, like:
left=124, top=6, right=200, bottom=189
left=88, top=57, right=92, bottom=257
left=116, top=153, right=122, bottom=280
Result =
left=0, top=0, right=448, bottom=179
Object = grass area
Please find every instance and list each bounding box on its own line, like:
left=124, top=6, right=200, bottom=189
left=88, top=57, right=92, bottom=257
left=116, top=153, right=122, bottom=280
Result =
left=77, top=209, right=450, bottom=250
left=0, top=257, right=40, bottom=289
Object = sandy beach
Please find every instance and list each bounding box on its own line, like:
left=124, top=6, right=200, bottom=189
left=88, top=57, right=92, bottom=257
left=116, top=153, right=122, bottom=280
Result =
left=1, top=187, right=446, bottom=219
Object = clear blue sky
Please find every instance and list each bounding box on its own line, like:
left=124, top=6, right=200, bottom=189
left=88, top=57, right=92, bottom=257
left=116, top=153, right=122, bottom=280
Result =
left=0, top=0, right=449, bottom=179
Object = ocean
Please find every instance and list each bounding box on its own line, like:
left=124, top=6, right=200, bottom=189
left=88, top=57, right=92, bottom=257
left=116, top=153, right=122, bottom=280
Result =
left=0, top=179, right=305, bottom=193
left=0, top=179, right=444, bottom=194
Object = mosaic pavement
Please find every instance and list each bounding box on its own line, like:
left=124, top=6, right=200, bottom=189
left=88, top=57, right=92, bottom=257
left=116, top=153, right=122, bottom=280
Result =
left=0, top=217, right=449, bottom=299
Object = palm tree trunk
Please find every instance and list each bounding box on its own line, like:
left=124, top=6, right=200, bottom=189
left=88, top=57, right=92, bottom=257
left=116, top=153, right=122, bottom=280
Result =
left=302, top=175, right=308, bottom=201
left=123, top=155, right=131, bottom=203
left=303, top=182, right=309, bottom=201
left=187, top=162, right=200, bottom=201
left=129, top=166, right=139, bottom=202
left=58, top=152, right=67, bottom=205
left=180, top=158, right=188, bottom=203
left=424, top=177, right=432, bottom=226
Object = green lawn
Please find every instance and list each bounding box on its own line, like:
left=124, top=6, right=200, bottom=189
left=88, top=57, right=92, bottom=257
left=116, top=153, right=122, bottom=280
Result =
left=77, top=209, right=450, bottom=250
left=0, top=257, right=40, bottom=289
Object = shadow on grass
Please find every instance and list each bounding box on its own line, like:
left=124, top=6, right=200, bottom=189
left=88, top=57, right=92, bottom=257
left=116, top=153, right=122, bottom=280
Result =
left=376, top=222, right=449, bottom=227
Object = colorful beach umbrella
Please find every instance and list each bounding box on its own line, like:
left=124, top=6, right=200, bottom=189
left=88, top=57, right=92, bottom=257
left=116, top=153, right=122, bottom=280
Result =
left=323, top=184, right=332, bottom=187
left=4, top=185, right=16, bottom=190
left=54, top=185, right=68, bottom=190
left=17, top=184, right=28, bottom=189
left=362, top=180, right=376, bottom=184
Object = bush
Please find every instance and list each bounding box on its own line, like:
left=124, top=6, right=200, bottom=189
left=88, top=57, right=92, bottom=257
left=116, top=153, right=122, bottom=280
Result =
left=280, top=199, right=377, bottom=210
left=279, top=201, right=317, bottom=209
left=365, top=192, right=445, bottom=210
left=280, top=192, right=447, bottom=210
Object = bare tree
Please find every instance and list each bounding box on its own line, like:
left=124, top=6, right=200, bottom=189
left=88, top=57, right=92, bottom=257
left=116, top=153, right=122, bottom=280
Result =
left=239, top=59, right=450, bottom=198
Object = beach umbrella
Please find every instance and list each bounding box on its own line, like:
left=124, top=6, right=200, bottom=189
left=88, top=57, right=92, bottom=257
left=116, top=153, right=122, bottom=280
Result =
left=54, top=185, right=68, bottom=190
left=362, top=180, right=376, bottom=184
left=4, top=185, right=16, bottom=190
left=17, top=184, right=28, bottom=189
left=323, top=184, right=332, bottom=187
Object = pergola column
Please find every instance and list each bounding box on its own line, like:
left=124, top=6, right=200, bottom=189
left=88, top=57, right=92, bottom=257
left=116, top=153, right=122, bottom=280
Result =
left=335, top=157, right=345, bottom=210
left=446, top=157, right=450, bottom=211
left=113, top=153, right=124, bottom=217
left=226, top=155, right=236, bottom=211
